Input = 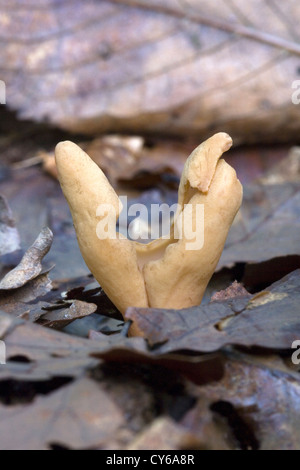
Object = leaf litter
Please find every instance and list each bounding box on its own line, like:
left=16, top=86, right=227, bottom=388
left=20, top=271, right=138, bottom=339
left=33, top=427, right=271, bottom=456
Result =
left=127, top=270, right=300, bottom=352
left=0, top=133, right=300, bottom=449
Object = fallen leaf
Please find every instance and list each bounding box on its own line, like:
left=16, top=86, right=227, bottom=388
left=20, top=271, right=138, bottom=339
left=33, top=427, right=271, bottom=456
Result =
left=180, top=396, right=237, bottom=450
left=39, top=136, right=188, bottom=191
left=0, top=308, right=222, bottom=387
left=211, top=281, right=250, bottom=302
left=259, top=146, right=300, bottom=185
left=0, top=166, right=89, bottom=280
left=0, top=378, right=125, bottom=450
left=1, top=1, right=299, bottom=143
left=0, top=272, right=53, bottom=318
left=219, top=180, right=300, bottom=270
left=89, top=324, right=224, bottom=385
left=126, top=269, right=300, bottom=353
left=0, top=195, right=20, bottom=256
left=95, top=358, right=210, bottom=447
left=84, top=135, right=144, bottom=186
left=188, top=351, right=300, bottom=450
left=38, top=300, right=97, bottom=329
left=0, top=227, right=53, bottom=290
left=1, top=312, right=103, bottom=364
left=0, top=311, right=21, bottom=337
left=0, top=311, right=102, bottom=381
left=125, top=417, right=202, bottom=450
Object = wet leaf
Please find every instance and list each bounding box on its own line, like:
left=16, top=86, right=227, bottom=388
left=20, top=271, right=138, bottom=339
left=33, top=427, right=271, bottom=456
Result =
left=126, top=270, right=300, bottom=353
left=0, top=227, right=53, bottom=290
left=0, top=195, right=20, bottom=256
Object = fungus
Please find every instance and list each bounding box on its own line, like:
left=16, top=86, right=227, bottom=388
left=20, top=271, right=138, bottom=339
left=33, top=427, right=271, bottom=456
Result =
left=55, top=132, right=242, bottom=335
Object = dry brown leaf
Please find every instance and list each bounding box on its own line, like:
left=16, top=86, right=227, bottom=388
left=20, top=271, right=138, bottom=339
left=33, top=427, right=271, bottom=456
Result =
left=1, top=1, right=299, bottom=143
left=38, top=300, right=97, bottom=329
left=189, top=352, right=300, bottom=450
left=0, top=272, right=53, bottom=318
left=126, top=269, right=300, bottom=352
left=85, top=136, right=189, bottom=188
left=210, top=280, right=250, bottom=302
left=39, top=136, right=188, bottom=190
left=125, top=417, right=202, bottom=450
left=0, top=378, right=125, bottom=450
left=181, top=396, right=237, bottom=450
left=0, top=308, right=222, bottom=385
left=259, top=146, right=300, bottom=185
left=0, top=227, right=53, bottom=290
left=219, top=180, right=300, bottom=270
left=0, top=311, right=20, bottom=338
left=0, top=166, right=89, bottom=280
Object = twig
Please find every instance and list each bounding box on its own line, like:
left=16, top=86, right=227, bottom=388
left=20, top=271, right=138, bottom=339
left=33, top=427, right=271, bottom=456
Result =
left=12, top=155, right=43, bottom=170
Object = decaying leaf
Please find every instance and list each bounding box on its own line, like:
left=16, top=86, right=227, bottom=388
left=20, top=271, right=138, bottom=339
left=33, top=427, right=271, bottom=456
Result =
left=0, top=195, right=20, bottom=256
left=1, top=0, right=300, bottom=143
left=126, top=270, right=300, bottom=352
left=0, top=307, right=222, bottom=386
left=0, top=378, right=125, bottom=450
left=188, top=351, right=300, bottom=450
left=0, top=227, right=53, bottom=290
